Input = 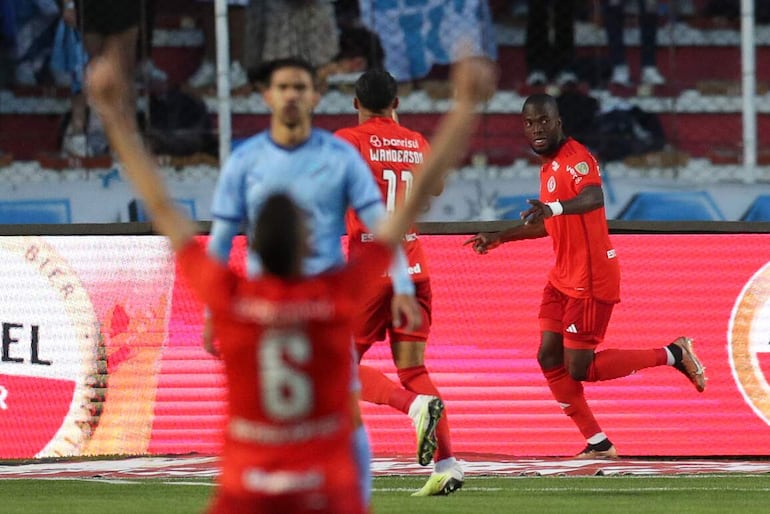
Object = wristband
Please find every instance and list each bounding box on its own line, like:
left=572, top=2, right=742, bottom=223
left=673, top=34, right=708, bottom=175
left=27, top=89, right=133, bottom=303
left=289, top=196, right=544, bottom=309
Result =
left=546, top=201, right=563, bottom=216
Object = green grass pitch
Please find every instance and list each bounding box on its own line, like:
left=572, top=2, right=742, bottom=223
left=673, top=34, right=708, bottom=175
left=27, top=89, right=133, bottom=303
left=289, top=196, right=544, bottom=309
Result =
left=1, top=475, right=769, bottom=514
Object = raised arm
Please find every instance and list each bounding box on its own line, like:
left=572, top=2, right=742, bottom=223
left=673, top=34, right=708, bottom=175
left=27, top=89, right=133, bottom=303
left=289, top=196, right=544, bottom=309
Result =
left=375, top=56, right=498, bottom=246
left=86, top=56, right=197, bottom=250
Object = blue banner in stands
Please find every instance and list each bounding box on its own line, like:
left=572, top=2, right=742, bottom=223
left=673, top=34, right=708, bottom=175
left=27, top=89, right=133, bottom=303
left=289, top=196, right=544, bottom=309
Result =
left=358, top=0, right=497, bottom=81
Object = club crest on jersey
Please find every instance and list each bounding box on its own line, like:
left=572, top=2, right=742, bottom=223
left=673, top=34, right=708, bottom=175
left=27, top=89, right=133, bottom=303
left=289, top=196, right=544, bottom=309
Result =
left=575, top=161, right=590, bottom=175
left=547, top=175, right=556, bottom=193
left=566, top=165, right=583, bottom=185
left=369, top=135, right=382, bottom=148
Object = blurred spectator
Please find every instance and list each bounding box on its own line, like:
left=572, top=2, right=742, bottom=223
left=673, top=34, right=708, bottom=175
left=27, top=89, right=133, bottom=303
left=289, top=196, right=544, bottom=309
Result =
left=703, top=0, right=770, bottom=24
left=59, top=0, right=141, bottom=157
left=10, top=0, right=59, bottom=86
left=58, top=0, right=165, bottom=157
left=50, top=6, right=86, bottom=88
left=317, top=25, right=384, bottom=91
left=186, top=0, right=248, bottom=91
left=142, top=87, right=217, bottom=158
left=357, top=0, right=496, bottom=83
left=134, top=0, right=167, bottom=90
left=525, top=0, right=577, bottom=87
left=242, top=0, right=339, bottom=76
left=333, top=0, right=361, bottom=28
left=0, top=0, right=15, bottom=85
left=602, top=0, right=666, bottom=87
left=54, top=1, right=88, bottom=156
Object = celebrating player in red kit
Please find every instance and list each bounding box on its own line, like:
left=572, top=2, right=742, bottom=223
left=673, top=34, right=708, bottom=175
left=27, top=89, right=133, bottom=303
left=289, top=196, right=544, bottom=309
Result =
left=336, top=69, right=463, bottom=496
left=465, top=93, right=707, bottom=459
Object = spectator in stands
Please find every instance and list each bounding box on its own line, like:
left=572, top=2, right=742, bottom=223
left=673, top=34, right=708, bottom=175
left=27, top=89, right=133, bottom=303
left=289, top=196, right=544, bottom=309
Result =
left=602, top=0, right=666, bottom=87
left=0, top=0, right=16, bottom=85
left=242, top=0, right=339, bottom=80
left=53, top=2, right=89, bottom=156
left=9, top=0, right=59, bottom=87
left=61, top=0, right=165, bottom=157
left=525, top=0, right=577, bottom=87
left=316, top=25, right=384, bottom=91
left=188, top=0, right=356, bottom=94
left=186, top=0, right=248, bottom=91
left=60, top=1, right=140, bottom=158
left=134, top=0, right=168, bottom=90
left=702, top=0, right=770, bottom=24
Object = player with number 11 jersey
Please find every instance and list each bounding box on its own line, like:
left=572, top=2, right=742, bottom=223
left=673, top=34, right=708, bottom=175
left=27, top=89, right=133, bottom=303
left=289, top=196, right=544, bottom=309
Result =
left=338, top=117, right=431, bottom=289
left=335, top=67, right=464, bottom=497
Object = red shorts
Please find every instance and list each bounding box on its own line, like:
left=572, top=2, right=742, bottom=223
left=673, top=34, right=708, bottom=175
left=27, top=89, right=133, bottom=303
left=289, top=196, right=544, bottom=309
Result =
left=538, top=282, right=614, bottom=349
left=353, top=279, right=431, bottom=345
left=211, top=447, right=363, bottom=514
left=207, top=489, right=364, bottom=514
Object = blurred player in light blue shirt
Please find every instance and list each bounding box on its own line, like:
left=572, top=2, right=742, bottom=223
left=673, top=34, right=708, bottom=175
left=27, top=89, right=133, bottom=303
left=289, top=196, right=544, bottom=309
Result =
left=206, top=57, right=419, bottom=508
left=209, top=128, right=384, bottom=277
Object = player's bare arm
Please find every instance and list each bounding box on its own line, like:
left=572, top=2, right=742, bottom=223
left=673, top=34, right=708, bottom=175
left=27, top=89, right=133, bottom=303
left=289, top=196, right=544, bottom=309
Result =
left=86, top=56, right=196, bottom=251
left=464, top=221, right=548, bottom=254
left=523, top=185, right=605, bottom=224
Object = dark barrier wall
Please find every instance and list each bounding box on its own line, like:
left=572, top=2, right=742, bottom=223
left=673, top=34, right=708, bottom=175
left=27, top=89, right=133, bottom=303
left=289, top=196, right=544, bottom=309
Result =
left=2, top=222, right=770, bottom=458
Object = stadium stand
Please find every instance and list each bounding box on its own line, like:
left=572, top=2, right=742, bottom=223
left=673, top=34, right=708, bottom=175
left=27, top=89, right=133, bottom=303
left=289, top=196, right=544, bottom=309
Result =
left=741, top=195, right=770, bottom=221
left=495, top=194, right=535, bottom=220
left=617, top=190, right=725, bottom=221
left=0, top=198, right=72, bottom=224
left=0, top=0, right=768, bottom=222
left=128, top=198, right=197, bottom=222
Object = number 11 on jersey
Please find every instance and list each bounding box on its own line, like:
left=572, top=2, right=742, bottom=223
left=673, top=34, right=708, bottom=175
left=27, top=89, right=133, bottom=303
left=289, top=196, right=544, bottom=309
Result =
left=382, top=169, right=414, bottom=213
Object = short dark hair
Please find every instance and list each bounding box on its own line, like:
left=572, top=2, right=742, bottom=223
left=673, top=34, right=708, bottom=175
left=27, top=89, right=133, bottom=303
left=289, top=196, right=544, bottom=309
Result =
left=522, top=93, right=559, bottom=114
left=251, top=193, right=303, bottom=278
left=354, top=68, right=397, bottom=112
left=248, top=57, right=318, bottom=89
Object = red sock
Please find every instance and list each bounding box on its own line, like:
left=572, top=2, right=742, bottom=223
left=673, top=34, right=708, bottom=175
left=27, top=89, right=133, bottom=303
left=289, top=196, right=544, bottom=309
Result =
left=398, top=365, right=453, bottom=461
left=359, top=364, right=414, bottom=414
left=586, top=348, right=668, bottom=382
left=542, top=365, right=602, bottom=440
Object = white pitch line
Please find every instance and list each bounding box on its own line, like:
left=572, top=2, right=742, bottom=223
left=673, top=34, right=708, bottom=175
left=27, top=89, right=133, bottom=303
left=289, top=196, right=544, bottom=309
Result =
left=161, top=481, right=216, bottom=487
left=501, top=486, right=770, bottom=493
left=373, top=487, right=503, bottom=492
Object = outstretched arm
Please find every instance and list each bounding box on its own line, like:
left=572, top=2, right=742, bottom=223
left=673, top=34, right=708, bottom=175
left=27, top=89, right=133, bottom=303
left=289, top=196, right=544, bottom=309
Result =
left=463, top=221, right=548, bottom=255
left=521, top=185, right=604, bottom=225
left=86, top=56, right=197, bottom=250
left=376, top=56, right=498, bottom=246
left=463, top=184, right=603, bottom=255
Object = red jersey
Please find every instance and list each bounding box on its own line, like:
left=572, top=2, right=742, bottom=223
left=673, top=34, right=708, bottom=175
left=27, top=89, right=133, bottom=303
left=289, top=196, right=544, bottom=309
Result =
left=336, top=117, right=430, bottom=284
left=178, top=239, right=390, bottom=504
left=539, top=138, right=621, bottom=303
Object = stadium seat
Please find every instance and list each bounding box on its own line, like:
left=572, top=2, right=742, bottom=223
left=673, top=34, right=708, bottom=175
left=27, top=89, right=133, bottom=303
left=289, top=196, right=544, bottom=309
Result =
left=0, top=199, right=72, bottom=224
left=617, top=191, right=725, bottom=221
left=128, top=198, right=197, bottom=222
left=741, top=195, right=770, bottom=221
left=495, top=194, right=536, bottom=220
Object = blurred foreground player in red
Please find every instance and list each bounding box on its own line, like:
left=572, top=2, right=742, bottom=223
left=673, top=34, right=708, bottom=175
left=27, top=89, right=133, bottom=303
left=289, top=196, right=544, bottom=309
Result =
left=465, top=93, right=706, bottom=459
left=87, top=49, right=497, bottom=513
left=336, top=68, right=463, bottom=496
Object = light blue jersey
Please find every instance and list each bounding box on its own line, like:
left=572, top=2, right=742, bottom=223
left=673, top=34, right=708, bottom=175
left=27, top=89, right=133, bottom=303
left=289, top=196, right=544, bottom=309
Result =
left=209, top=128, right=385, bottom=277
